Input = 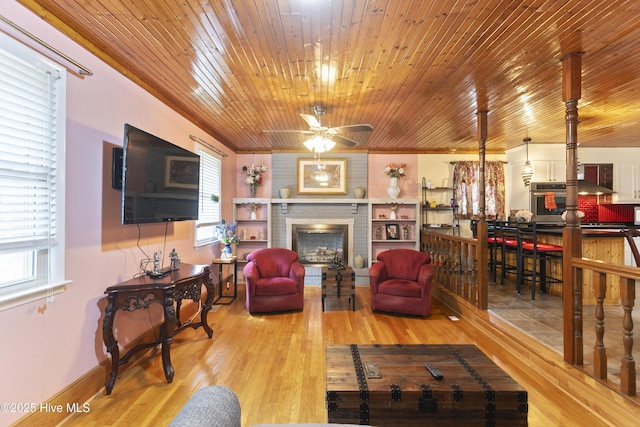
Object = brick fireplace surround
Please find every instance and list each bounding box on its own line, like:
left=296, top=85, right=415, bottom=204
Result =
left=269, top=153, right=370, bottom=285
left=272, top=199, right=369, bottom=285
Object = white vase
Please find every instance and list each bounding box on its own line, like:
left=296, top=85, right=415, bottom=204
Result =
left=250, top=210, right=257, bottom=220
left=354, top=255, right=366, bottom=269
left=354, top=187, right=366, bottom=199
left=390, top=210, right=396, bottom=219
left=387, top=177, right=400, bottom=199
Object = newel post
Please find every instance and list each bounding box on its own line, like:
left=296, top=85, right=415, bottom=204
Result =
left=477, top=110, right=489, bottom=310
left=561, top=52, right=584, bottom=365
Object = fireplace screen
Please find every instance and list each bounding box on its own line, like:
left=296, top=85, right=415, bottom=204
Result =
left=292, top=224, right=348, bottom=266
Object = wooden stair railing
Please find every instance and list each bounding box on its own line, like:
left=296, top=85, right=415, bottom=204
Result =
left=571, top=257, right=639, bottom=396
left=424, top=226, right=639, bottom=397
left=422, top=230, right=482, bottom=307
left=424, top=227, right=639, bottom=397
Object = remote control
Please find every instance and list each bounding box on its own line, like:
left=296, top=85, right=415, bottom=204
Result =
left=425, top=363, right=444, bottom=380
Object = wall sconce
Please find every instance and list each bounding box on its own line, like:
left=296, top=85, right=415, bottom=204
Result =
left=521, top=137, right=533, bottom=186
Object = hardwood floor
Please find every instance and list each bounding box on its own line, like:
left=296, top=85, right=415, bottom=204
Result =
left=56, top=286, right=640, bottom=427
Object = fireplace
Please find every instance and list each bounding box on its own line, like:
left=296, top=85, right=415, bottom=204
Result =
left=286, top=218, right=354, bottom=267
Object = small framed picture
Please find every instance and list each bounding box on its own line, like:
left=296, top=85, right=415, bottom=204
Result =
left=385, top=223, right=400, bottom=240
left=164, top=155, right=199, bottom=189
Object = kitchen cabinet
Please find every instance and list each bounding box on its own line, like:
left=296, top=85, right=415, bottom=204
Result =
left=613, top=163, right=640, bottom=203
left=533, top=160, right=565, bottom=182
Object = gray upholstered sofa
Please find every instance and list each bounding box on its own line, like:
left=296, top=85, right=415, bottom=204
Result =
left=169, top=385, right=366, bottom=427
left=169, top=386, right=241, bottom=427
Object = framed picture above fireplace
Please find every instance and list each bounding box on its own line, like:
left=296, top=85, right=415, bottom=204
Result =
left=297, top=158, right=347, bottom=195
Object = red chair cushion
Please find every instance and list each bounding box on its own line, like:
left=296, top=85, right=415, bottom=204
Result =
left=521, top=242, right=563, bottom=252
left=378, top=279, right=423, bottom=298
left=254, top=277, right=298, bottom=296
left=503, top=239, right=519, bottom=247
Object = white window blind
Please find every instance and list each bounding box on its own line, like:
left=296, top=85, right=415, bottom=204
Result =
left=195, top=146, right=221, bottom=247
left=0, top=31, right=68, bottom=310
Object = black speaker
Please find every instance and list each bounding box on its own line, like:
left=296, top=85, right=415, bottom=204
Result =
left=111, top=147, right=123, bottom=190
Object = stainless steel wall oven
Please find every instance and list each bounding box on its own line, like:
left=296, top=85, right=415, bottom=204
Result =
left=530, top=182, right=566, bottom=223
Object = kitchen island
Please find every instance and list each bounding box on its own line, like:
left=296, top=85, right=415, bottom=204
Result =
left=536, top=224, right=633, bottom=304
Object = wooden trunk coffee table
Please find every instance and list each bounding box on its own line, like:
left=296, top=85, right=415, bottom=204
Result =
left=326, top=344, right=527, bottom=426
left=321, top=266, right=356, bottom=311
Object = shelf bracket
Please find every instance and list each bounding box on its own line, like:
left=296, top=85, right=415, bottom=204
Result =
left=351, top=203, right=359, bottom=214
left=281, top=202, right=288, bottom=214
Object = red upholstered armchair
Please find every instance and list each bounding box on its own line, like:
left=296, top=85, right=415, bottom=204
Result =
left=244, top=248, right=305, bottom=314
left=369, top=249, right=433, bottom=316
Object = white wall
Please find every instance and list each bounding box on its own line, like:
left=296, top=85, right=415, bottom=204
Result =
left=505, top=143, right=640, bottom=213
left=505, top=143, right=567, bottom=212
left=0, top=3, right=234, bottom=425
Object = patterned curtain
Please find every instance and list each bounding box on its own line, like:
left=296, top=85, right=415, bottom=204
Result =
left=453, top=161, right=505, bottom=219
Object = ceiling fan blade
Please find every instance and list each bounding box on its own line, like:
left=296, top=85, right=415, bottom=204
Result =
left=300, top=113, right=321, bottom=128
left=329, top=134, right=359, bottom=147
left=330, top=124, right=374, bottom=133
left=262, top=129, right=314, bottom=134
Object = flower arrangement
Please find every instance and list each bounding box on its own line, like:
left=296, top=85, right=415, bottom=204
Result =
left=402, top=224, right=411, bottom=239
left=384, top=162, right=406, bottom=179
left=216, top=219, right=239, bottom=245
left=561, top=210, right=585, bottom=221
left=515, top=209, right=534, bottom=222
left=243, top=164, right=267, bottom=197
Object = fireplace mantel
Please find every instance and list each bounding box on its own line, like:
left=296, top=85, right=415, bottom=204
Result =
left=271, top=198, right=368, bottom=214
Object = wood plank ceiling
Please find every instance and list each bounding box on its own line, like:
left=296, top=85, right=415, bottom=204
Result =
left=17, top=0, right=640, bottom=153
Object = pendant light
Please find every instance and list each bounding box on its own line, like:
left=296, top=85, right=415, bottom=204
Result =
left=521, top=137, right=533, bottom=186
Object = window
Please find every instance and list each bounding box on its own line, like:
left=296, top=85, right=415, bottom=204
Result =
left=0, top=31, right=68, bottom=310
left=195, top=146, right=222, bottom=247
left=453, top=161, right=506, bottom=219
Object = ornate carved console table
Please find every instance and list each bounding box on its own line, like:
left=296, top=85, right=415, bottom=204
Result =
left=102, top=263, right=214, bottom=395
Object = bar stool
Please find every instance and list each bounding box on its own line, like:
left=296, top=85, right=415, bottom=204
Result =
left=471, top=219, right=501, bottom=283
left=487, top=220, right=501, bottom=282
left=517, top=222, right=563, bottom=299
left=498, top=221, right=522, bottom=286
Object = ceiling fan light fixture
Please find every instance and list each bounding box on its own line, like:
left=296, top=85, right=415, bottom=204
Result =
left=323, top=138, right=336, bottom=152
left=303, top=136, right=335, bottom=153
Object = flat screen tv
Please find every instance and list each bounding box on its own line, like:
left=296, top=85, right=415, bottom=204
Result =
left=121, top=124, right=200, bottom=224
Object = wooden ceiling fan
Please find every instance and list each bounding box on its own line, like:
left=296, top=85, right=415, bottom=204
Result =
left=262, top=105, right=373, bottom=148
